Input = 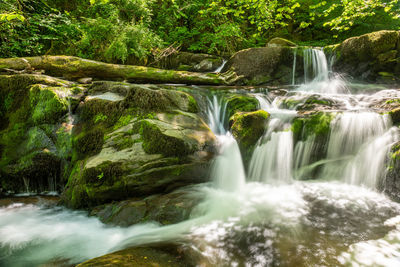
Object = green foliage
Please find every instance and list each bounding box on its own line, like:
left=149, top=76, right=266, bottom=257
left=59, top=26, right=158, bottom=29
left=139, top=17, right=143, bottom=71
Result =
left=1, top=0, right=399, bottom=59
left=0, top=0, right=80, bottom=57
left=73, top=0, right=162, bottom=63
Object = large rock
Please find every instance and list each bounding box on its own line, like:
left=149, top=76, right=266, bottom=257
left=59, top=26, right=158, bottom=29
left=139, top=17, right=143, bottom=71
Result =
left=91, top=186, right=204, bottom=226
left=333, top=30, right=400, bottom=83
left=0, top=74, right=78, bottom=193
left=230, top=110, right=270, bottom=162
left=61, top=83, right=216, bottom=208
left=222, top=46, right=295, bottom=85
left=225, top=95, right=259, bottom=120
left=267, top=37, right=297, bottom=47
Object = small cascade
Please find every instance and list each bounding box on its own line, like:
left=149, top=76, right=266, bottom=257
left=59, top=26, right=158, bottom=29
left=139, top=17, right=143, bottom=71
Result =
left=303, top=48, right=329, bottom=83
left=206, top=95, right=246, bottom=191
left=292, top=48, right=297, bottom=85
left=206, top=95, right=228, bottom=135
left=297, top=48, right=348, bottom=94
left=247, top=95, right=297, bottom=184
left=248, top=118, right=294, bottom=184
left=322, top=112, right=399, bottom=188
left=212, top=134, right=246, bottom=191
left=293, top=135, right=317, bottom=179
left=214, top=60, right=227, bottom=73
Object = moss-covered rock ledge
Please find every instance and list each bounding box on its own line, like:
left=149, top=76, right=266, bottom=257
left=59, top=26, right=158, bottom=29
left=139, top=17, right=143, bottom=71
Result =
left=61, top=82, right=216, bottom=209
left=0, top=56, right=241, bottom=85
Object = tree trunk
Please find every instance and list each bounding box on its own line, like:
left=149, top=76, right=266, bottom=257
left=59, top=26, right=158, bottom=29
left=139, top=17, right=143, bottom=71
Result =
left=0, top=56, right=241, bottom=85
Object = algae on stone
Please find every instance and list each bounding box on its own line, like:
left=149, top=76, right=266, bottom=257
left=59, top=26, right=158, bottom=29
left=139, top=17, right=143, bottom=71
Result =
left=230, top=110, right=270, bottom=162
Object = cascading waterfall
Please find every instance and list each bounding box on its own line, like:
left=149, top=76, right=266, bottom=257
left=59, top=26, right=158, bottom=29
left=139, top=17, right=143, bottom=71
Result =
left=322, top=112, right=400, bottom=187
left=206, top=94, right=246, bottom=191
left=297, top=48, right=349, bottom=94
left=248, top=119, right=293, bottom=184
left=291, top=48, right=297, bottom=85
left=303, top=48, right=329, bottom=83
left=206, top=94, right=227, bottom=135
left=3, top=50, right=400, bottom=267
left=248, top=95, right=296, bottom=184
left=214, top=59, right=227, bottom=73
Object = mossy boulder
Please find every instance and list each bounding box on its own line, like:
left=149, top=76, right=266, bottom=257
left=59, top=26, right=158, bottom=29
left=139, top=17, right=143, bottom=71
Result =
left=225, top=95, right=259, bottom=120
left=230, top=110, right=270, bottom=162
left=291, top=111, right=335, bottom=175
left=384, top=142, right=400, bottom=202
left=76, top=245, right=194, bottom=267
left=222, top=46, right=294, bottom=85
left=62, top=107, right=216, bottom=208
left=267, top=37, right=297, bottom=47
left=292, top=111, right=335, bottom=142
left=333, top=30, right=400, bottom=82
left=0, top=74, right=75, bottom=193
left=389, top=107, right=400, bottom=124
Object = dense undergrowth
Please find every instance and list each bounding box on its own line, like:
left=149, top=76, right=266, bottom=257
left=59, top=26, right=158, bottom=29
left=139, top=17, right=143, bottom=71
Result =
left=1, top=0, right=400, bottom=64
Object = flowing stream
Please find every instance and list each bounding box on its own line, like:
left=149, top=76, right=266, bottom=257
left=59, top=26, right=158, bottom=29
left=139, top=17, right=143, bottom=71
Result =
left=2, top=49, right=400, bottom=266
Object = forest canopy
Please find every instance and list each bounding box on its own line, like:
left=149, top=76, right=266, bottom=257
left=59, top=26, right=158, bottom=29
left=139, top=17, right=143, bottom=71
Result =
left=1, top=0, right=400, bottom=64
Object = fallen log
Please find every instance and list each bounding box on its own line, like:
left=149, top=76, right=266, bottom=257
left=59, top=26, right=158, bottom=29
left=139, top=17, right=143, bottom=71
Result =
left=0, top=56, right=241, bottom=85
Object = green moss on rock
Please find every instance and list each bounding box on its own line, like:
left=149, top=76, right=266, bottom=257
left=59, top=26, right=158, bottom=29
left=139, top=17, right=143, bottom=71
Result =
left=226, top=95, right=259, bottom=120
left=230, top=110, right=270, bottom=161
left=29, top=85, right=68, bottom=125
left=267, top=37, right=297, bottom=47
left=139, top=119, right=194, bottom=156
left=292, top=111, right=335, bottom=141
left=74, top=128, right=104, bottom=160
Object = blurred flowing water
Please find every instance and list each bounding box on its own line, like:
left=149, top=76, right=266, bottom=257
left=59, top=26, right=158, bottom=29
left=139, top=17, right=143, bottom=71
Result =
left=2, top=50, right=400, bottom=266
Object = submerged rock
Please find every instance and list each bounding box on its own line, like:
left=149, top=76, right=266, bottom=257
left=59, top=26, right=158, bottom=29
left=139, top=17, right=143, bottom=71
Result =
left=384, top=142, right=400, bottom=202
left=91, top=186, right=204, bottom=226
left=291, top=111, right=336, bottom=177
left=280, top=94, right=337, bottom=112
left=76, top=245, right=194, bottom=267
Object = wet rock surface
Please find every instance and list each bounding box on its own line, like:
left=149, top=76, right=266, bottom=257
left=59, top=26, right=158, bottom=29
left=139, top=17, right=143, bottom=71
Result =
left=91, top=186, right=204, bottom=226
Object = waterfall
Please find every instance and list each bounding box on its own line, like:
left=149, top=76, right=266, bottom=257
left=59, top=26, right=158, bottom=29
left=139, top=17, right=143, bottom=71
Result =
left=297, top=48, right=348, bottom=94
left=293, top=135, right=317, bottom=179
left=248, top=117, right=294, bottom=184
left=322, top=112, right=399, bottom=188
left=206, top=95, right=246, bottom=191
left=292, top=48, right=297, bottom=85
left=214, top=60, right=227, bottom=73
left=211, top=134, right=246, bottom=191
left=206, top=95, right=228, bottom=135
left=303, top=48, right=329, bottom=82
